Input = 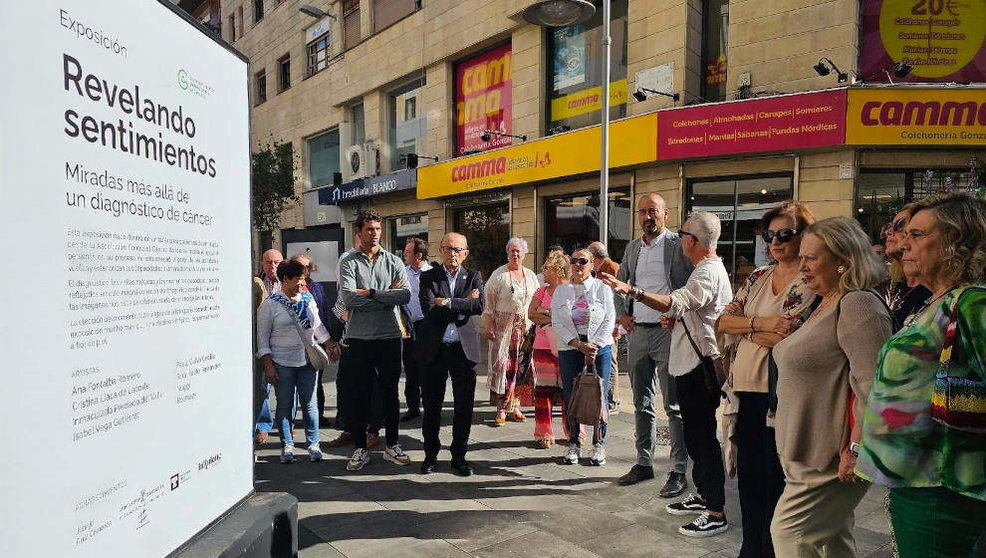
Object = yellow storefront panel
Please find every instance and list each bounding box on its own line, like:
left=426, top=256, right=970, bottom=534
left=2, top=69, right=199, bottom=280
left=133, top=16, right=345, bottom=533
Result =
left=417, top=113, right=656, bottom=199
left=550, top=80, right=628, bottom=121
left=846, top=89, right=986, bottom=145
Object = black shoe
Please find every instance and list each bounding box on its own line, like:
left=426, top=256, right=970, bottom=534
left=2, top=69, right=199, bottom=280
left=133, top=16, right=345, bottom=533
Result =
left=420, top=458, right=437, bottom=474
left=450, top=458, right=473, bottom=477
left=401, top=410, right=421, bottom=422
left=659, top=471, right=688, bottom=498
left=617, top=465, right=655, bottom=486
left=678, top=511, right=727, bottom=537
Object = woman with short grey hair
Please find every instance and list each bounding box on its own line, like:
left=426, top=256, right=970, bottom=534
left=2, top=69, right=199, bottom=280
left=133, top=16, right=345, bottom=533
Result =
left=485, top=237, right=540, bottom=425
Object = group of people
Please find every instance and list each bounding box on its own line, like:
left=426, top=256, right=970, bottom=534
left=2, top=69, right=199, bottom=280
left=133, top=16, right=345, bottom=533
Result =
left=251, top=191, right=986, bottom=557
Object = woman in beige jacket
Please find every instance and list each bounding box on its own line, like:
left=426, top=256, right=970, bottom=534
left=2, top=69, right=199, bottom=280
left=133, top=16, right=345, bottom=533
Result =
left=770, top=217, right=892, bottom=557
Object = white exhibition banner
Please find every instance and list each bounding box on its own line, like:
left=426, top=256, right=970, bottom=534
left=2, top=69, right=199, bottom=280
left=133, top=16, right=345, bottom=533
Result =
left=0, top=2, right=253, bottom=556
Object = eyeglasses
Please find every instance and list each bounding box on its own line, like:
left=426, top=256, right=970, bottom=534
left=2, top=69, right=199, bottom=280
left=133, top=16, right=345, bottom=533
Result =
left=441, top=245, right=466, bottom=254
left=761, top=228, right=800, bottom=244
left=678, top=230, right=698, bottom=241
left=571, top=257, right=590, bottom=266
left=637, top=208, right=663, bottom=217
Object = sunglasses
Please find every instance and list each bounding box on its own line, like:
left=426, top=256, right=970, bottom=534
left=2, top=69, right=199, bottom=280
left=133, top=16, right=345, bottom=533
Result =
left=571, top=257, right=590, bottom=266
left=678, top=230, right=698, bottom=241
left=880, top=217, right=908, bottom=239
left=761, top=228, right=800, bottom=243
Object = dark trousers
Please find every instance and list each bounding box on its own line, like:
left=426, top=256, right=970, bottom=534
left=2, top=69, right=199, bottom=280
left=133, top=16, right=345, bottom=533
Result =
left=675, top=366, right=726, bottom=514
left=402, top=322, right=423, bottom=414
left=736, top=392, right=785, bottom=558
left=421, top=342, right=477, bottom=460
left=346, top=338, right=402, bottom=449
left=335, top=344, right=383, bottom=435
left=317, top=370, right=325, bottom=419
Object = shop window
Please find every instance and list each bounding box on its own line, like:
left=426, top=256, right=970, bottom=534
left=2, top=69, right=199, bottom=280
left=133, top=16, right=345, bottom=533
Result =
left=855, top=168, right=980, bottom=242
left=228, top=13, right=235, bottom=41
left=343, top=0, right=361, bottom=50
left=388, top=214, right=429, bottom=258
left=254, top=0, right=264, bottom=23
left=278, top=54, right=290, bottom=93
left=701, top=0, right=729, bottom=102
left=308, top=129, right=340, bottom=189
left=373, top=0, right=418, bottom=33
left=686, top=174, right=793, bottom=287
left=307, top=31, right=331, bottom=76
left=544, top=188, right=632, bottom=263
left=545, top=0, right=627, bottom=134
left=254, top=69, right=267, bottom=105
left=451, top=202, right=510, bottom=280
left=389, top=78, right=426, bottom=172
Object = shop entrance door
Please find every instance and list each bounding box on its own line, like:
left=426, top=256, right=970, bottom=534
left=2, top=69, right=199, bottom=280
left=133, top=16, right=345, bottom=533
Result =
left=686, top=173, right=793, bottom=288
left=452, top=201, right=510, bottom=280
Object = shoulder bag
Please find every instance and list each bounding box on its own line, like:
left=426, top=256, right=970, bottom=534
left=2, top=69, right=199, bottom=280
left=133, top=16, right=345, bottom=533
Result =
left=680, top=317, right=726, bottom=392
left=931, top=286, right=986, bottom=433
left=274, top=299, right=330, bottom=372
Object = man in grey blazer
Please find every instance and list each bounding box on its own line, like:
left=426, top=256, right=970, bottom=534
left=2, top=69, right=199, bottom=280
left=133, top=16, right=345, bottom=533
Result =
left=613, top=193, right=694, bottom=495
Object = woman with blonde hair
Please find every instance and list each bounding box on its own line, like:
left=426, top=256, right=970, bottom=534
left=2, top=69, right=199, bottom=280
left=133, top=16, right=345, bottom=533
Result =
left=528, top=251, right=575, bottom=448
left=715, top=200, right=818, bottom=557
left=770, top=217, right=893, bottom=557
left=857, top=192, right=986, bottom=557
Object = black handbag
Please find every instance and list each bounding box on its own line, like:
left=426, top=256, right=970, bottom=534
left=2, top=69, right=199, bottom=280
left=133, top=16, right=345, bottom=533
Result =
left=680, top=318, right=726, bottom=392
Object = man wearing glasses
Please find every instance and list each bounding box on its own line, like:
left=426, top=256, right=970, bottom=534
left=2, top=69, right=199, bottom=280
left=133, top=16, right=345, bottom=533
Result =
left=415, top=233, right=484, bottom=476
left=611, top=193, right=694, bottom=497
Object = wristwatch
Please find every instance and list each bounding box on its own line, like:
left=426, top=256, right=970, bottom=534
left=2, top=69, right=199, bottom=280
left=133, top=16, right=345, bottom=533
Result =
left=368, top=288, right=377, bottom=298
left=442, top=298, right=451, bottom=308
left=848, top=442, right=861, bottom=456
left=632, top=287, right=645, bottom=301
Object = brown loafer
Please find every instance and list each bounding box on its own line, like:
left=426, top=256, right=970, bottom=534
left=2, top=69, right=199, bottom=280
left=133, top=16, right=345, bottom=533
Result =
left=326, top=431, right=353, bottom=447
left=366, top=433, right=381, bottom=448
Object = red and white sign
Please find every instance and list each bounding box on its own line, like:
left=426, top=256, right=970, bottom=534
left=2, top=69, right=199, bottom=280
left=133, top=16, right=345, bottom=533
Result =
left=657, top=90, right=847, bottom=160
left=454, top=43, right=512, bottom=155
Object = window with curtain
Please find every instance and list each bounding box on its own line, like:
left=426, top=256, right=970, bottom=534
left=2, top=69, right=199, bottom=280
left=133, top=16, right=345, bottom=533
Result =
left=372, top=0, right=418, bottom=33
left=308, top=129, right=340, bottom=189
left=545, top=0, right=627, bottom=134
left=350, top=103, right=365, bottom=146
left=343, top=0, right=361, bottom=50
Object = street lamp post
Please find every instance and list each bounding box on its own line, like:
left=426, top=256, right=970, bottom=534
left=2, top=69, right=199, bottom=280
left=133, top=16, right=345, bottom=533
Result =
left=523, top=0, right=609, bottom=250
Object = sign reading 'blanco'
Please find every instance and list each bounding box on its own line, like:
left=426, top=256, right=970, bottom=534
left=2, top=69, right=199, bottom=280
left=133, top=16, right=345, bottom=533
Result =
left=318, top=169, right=416, bottom=205
left=0, top=2, right=252, bottom=556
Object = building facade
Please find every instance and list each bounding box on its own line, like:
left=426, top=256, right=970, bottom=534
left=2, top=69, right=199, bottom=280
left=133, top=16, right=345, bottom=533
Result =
left=225, top=0, right=986, bottom=284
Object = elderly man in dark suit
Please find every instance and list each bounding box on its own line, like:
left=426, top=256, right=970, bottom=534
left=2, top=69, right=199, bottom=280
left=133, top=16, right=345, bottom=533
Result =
left=613, top=193, right=694, bottom=495
left=416, top=232, right=485, bottom=476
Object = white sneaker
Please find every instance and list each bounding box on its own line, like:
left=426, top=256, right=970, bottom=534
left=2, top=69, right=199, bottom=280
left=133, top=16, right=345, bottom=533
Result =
left=590, top=443, right=606, bottom=466
left=280, top=445, right=295, bottom=464
left=383, top=444, right=411, bottom=465
left=564, top=444, right=581, bottom=465
left=308, top=443, right=324, bottom=462
left=346, top=448, right=370, bottom=471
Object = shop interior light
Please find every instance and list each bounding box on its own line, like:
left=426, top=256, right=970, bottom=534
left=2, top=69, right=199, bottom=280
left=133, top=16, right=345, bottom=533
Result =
left=812, top=58, right=849, bottom=83
left=481, top=129, right=527, bottom=143
left=522, top=0, right=595, bottom=27
left=298, top=5, right=336, bottom=19
left=632, top=87, right=680, bottom=103
left=401, top=153, right=439, bottom=169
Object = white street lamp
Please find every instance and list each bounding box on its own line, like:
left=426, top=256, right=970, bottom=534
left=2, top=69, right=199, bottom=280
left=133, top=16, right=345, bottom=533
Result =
left=523, top=0, right=610, bottom=250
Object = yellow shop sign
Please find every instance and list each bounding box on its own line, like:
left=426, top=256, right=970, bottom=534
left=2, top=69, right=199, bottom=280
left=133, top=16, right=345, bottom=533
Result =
left=846, top=88, right=986, bottom=145
left=417, top=113, right=656, bottom=199
left=550, top=80, right=628, bottom=121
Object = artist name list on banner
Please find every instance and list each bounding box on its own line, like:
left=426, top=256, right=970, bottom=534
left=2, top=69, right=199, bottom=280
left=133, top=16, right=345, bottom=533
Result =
left=657, top=90, right=847, bottom=160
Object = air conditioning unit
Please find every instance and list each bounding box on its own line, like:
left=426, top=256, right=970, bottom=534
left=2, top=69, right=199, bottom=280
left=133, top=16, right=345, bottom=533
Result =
left=342, top=143, right=378, bottom=182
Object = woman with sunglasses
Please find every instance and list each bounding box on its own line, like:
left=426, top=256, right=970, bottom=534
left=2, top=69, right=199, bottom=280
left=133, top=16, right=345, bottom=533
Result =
left=712, top=200, right=818, bottom=556
left=551, top=249, right=616, bottom=466
left=879, top=204, right=932, bottom=332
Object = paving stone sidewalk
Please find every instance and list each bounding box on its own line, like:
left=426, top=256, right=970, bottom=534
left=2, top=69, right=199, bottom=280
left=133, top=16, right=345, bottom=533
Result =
left=255, top=361, right=896, bottom=558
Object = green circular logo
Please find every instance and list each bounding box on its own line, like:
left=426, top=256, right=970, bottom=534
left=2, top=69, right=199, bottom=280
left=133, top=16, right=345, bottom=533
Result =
left=178, top=69, right=189, bottom=90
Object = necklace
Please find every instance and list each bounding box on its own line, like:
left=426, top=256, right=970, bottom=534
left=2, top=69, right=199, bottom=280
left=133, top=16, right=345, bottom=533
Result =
left=902, top=285, right=958, bottom=328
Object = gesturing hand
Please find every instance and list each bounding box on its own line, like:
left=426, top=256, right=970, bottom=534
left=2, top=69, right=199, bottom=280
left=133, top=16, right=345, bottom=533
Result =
left=598, top=272, right=630, bottom=294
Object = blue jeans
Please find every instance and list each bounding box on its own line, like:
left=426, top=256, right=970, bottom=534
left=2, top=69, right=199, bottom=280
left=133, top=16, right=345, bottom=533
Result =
left=254, top=361, right=273, bottom=436
left=273, top=362, right=319, bottom=448
left=559, top=344, right=612, bottom=445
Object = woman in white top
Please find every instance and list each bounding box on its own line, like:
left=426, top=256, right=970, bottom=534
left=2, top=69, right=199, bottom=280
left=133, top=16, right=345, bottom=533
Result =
left=552, top=249, right=616, bottom=467
left=257, top=259, right=333, bottom=464
left=485, top=238, right=541, bottom=425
